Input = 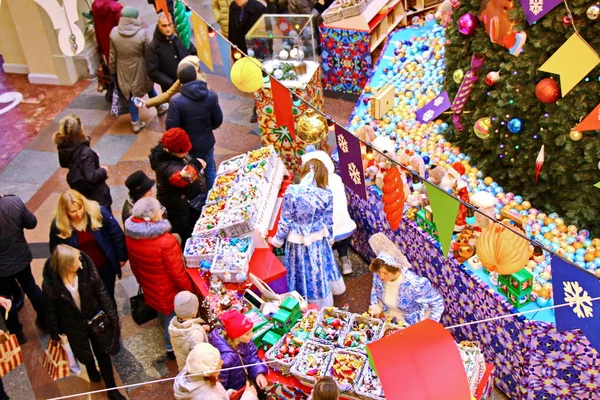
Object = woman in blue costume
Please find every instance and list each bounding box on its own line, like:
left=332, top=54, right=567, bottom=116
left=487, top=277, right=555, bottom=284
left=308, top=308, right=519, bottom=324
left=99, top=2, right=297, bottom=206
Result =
left=270, top=160, right=345, bottom=307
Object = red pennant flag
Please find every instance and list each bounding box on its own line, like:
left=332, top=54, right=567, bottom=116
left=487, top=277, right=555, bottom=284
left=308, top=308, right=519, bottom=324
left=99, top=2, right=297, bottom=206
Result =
left=270, top=77, right=295, bottom=140
left=574, top=103, right=600, bottom=132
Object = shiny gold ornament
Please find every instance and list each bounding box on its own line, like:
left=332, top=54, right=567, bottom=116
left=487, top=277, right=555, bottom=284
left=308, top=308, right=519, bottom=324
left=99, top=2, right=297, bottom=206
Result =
left=587, top=4, right=600, bottom=20
left=406, top=207, right=418, bottom=221
left=569, top=130, right=583, bottom=141
left=296, top=109, right=328, bottom=144
left=453, top=69, right=464, bottom=83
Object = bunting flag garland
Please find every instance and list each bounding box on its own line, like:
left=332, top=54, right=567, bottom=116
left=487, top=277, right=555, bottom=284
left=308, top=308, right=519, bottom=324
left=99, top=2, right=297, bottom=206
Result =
left=153, top=0, right=169, bottom=16
left=270, top=77, right=296, bottom=140
left=335, top=125, right=367, bottom=201
left=539, top=34, right=600, bottom=97
left=551, top=256, right=600, bottom=353
left=190, top=12, right=214, bottom=72
left=519, top=0, right=562, bottom=25
left=574, top=103, right=600, bottom=132
left=424, top=182, right=460, bottom=259
left=216, top=34, right=232, bottom=82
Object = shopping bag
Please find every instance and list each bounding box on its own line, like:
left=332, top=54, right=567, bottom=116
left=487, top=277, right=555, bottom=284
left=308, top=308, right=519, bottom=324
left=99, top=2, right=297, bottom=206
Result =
left=0, top=332, right=23, bottom=377
left=59, top=334, right=81, bottom=375
left=130, top=285, right=157, bottom=326
left=110, top=81, right=129, bottom=117
left=43, top=339, right=70, bottom=380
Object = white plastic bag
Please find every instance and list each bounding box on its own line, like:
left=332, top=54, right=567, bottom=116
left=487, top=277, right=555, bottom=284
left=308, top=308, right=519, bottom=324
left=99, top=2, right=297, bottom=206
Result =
left=59, top=334, right=81, bottom=375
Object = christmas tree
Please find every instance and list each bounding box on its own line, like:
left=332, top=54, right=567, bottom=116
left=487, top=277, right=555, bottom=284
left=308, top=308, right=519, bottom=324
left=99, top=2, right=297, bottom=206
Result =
left=444, top=0, right=600, bottom=236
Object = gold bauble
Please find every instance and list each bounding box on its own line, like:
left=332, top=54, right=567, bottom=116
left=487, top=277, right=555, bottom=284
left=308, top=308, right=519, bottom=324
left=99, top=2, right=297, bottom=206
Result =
left=453, top=69, right=464, bottom=83
left=569, top=130, right=583, bottom=141
left=296, top=109, right=328, bottom=144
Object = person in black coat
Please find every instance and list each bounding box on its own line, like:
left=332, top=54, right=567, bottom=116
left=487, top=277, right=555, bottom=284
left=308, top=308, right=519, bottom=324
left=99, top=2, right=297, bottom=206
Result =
left=149, top=128, right=207, bottom=244
left=0, top=194, right=46, bottom=344
left=145, top=12, right=197, bottom=94
left=42, top=245, right=125, bottom=400
left=165, top=65, right=223, bottom=190
left=49, top=190, right=128, bottom=303
left=228, top=0, right=266, bottom=56
left=53, top=115, right=113, bottom=211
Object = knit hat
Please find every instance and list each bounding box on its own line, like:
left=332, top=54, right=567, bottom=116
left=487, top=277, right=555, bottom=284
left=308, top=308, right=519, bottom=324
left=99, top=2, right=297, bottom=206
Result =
left=220, top=310, right=253, bottom=339
left=125, top=171, right=155, bottom=203
left=178, top=56, right=200, bottom=73
left=121, top=6, right=139, bottom=18
left=174, top=291, right=199, bottom=319
left=186, top=343, right=221, bottom=375
left=448, top=161, right=466, bottom=179
left=161, top=128, right=191, bottom=154
left=178, top=64, right=197, bottom=84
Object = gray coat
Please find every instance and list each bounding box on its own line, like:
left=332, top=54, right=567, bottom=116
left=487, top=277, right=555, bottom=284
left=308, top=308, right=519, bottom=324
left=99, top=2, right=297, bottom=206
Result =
left=0, top=195, right=37, bottom=277
left=109, top=17, right=154, bottom=98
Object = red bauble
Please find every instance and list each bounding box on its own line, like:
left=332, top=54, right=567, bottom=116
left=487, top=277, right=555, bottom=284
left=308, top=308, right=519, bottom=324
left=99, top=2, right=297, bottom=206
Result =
left=485, top=71, right=500, bottom=86
left=535, top=78, right=560, bottom=103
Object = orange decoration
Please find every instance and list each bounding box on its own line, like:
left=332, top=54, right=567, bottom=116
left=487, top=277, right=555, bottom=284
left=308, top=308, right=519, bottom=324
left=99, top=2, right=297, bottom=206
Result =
left=475, top=223, right=530, bottom=274
left=382, top=166, right=405, bottom=231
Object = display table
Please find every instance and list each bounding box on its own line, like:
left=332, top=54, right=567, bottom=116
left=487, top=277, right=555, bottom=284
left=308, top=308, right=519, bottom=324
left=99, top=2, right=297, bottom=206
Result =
left=254, top=67, right=325, bottom=173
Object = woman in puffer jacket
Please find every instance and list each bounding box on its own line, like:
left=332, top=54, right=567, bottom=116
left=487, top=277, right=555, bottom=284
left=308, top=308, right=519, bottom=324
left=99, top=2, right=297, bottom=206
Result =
left=124, top=197, right=193, bottom=359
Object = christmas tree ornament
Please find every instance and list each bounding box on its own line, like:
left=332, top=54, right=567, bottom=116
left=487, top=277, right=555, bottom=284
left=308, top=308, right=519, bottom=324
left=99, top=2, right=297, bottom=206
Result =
left=485, top=71, right=500, bottom=86
left=453, top=69, right=465, bottom=83
left=382, top=165, right=406, bottom=231
left=457, top=13, right=478, bottom=36
left=535, top=78, right=560, bottom=103
left=569, top=130, right=583, bottom=141
left=296, top=109, right=328, bottom=144
left=587, top=4, right=600, bottom=20
left=535, top=145, right=544, bottom=182
left=451, top=54, right=485, bottom=131
left=474, top=117, right=491, bottom=139
left=507, top=118, right=523, bottom=133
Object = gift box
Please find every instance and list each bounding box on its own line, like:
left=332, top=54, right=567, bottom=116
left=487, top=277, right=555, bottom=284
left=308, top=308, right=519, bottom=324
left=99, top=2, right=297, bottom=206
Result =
left=261, top=330, right=283, bottom=351
left=280, top=297, right=301, bottom=315
left=272, top=309, right=294, bottom=335
left=252, top=323, right=273, bottom=348
left=500, top=269, right=533, bottom=295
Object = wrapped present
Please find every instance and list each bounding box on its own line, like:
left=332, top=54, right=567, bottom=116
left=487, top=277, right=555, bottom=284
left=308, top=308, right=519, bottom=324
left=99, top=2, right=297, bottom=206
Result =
left=272, top=309, right=293, bottom=335
left=0, top=333, right=23, bottom=377
left=280, top=297, right=301, bottom=315
left=261, top=331, right=282, bottom=351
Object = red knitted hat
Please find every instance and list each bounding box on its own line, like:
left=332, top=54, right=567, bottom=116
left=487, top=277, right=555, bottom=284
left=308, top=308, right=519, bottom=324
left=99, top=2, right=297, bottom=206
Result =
left=450, top=161, right=466, bottom=177
left=161, top=128, right=191, bottom=154
left=220, top=309, right=253, bottom=339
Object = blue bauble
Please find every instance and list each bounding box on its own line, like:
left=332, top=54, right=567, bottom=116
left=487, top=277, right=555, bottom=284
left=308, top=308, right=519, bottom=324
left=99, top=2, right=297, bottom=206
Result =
left=423, top=155, right=430, bottom=164
left=507, top=118, right=523, bottom=133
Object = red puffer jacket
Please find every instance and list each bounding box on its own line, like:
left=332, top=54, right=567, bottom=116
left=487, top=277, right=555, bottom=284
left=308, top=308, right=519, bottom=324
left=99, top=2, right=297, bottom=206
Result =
left=124, top=217, right=193, bottom=315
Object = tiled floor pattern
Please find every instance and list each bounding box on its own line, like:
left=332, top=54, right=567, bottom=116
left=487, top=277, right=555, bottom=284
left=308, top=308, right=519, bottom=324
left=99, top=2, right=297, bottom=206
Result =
left=0, top=0, right=507, bottom=398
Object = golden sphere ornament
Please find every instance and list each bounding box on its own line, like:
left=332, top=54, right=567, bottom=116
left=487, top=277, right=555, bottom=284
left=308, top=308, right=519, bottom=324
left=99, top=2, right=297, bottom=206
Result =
left=296, top=109, right=328, bottom=144
left=453, top=69, right=464, bottom=83
left=569, top=130, right=583, bottom=141
left=587, top=4, right=600, bottom=20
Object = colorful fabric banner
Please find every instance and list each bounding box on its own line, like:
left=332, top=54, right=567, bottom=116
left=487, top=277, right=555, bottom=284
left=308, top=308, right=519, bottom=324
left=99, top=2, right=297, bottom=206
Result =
left=366, top=319, right=471, bottom=400
left=216, top=34, right=232, bottom=82
left=270, top=77, right=295, bottom=139
left=519, top=0, right=561, bottom=25
left=416, top=91, right=450, bottom=123
left=335, top=125, right=367, bottom=201
left=539, top=34, right=600, bottom=96
left=574, top=103, right=600, bottom=132
left=190, top=12, right=214, bottom=72
left=424, top=182, right=460, bottom=259
left=551, top=256, right=600, bottom=353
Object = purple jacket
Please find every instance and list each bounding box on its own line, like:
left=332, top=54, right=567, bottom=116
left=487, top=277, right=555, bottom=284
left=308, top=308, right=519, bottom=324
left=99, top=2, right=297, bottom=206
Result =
left=209, top=329, right=268, bottom=391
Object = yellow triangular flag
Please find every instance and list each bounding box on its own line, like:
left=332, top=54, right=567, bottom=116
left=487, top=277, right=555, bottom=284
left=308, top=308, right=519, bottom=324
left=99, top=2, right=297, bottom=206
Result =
left=539, top=34, right=599, bottom=96
left=191, top=12, right=214, bottom=72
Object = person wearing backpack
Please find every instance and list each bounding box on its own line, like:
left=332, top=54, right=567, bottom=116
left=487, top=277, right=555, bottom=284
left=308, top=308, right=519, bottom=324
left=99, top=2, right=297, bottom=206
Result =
left=53, top=115, right=113, bottom=211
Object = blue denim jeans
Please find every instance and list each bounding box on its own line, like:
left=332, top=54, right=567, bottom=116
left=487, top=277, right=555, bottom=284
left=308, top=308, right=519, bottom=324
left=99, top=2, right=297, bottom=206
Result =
left=157, top=311, right=176, bottom=351
left=191, top=146, right=216, bottom=190
left=128, top=88, right=158, bottom=122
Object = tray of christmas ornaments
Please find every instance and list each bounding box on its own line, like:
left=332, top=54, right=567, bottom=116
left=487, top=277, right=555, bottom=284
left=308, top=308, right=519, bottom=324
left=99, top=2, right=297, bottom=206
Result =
left=210, top=236, right=254, bottom=283
left=203, top=276, right=246, bottom=318
left=183, top=236, right=219, bottom=266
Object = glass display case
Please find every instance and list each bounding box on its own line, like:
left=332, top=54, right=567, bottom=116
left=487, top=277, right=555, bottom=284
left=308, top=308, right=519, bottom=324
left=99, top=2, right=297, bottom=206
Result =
left=246, top=14, right=319, bottom=89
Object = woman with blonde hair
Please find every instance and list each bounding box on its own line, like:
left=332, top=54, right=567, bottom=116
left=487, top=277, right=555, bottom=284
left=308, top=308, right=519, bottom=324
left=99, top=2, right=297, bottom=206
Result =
left=42, top=244, right=125, bottom=400
left=49, top=190, right=127, bottom=303
left=53, top=114, right=112, bottom=210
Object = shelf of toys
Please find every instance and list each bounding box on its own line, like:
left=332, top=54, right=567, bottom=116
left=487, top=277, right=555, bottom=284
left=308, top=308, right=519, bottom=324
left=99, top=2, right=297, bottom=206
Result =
left=340, top=21, right=600, bottom=399
left=319, top=0, right=442, bottom=93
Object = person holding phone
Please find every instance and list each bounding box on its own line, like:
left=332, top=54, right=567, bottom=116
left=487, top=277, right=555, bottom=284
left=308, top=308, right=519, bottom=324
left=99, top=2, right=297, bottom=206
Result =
left=42, top=245, right=125, bottom=400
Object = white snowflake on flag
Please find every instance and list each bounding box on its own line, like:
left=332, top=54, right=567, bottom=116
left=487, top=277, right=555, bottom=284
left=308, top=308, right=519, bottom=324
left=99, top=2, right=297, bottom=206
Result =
left=563, top=281, right=594, bottom=318
left=433, top=96, right=444, bottom=107
left=337, top=134, right=349, bottom=153
left=529, top=0, right=544, bottom=15
left=348, top=162, right=362, bottom=185
left=422, top=110, right=434, bottom=122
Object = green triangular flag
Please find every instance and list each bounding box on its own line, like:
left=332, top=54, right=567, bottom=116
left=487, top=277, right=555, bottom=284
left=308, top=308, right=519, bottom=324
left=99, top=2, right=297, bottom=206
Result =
left=595, top=181, right=600, bottom=190
left=424, top=182, right=460, bottom=259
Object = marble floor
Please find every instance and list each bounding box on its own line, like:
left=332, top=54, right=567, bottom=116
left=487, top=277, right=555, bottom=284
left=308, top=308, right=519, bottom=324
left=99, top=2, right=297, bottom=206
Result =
left=0, top=0, right=508, bottom=398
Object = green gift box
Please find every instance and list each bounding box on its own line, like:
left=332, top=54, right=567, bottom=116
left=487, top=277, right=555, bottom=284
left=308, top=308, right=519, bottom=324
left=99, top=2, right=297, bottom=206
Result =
left=272, top=309, right=293, bottom=335
left=280, top=297, right=300, bottom=314
left=261, top=330, right=282, bottom=350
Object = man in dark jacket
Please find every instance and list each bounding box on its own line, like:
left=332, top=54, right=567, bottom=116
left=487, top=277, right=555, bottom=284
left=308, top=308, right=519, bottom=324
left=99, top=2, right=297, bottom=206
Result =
left=145, top=12, right=197, bottom=94
left=0, top=194, right=46, bottom=343
left=165, top=64, right=223, bottom=190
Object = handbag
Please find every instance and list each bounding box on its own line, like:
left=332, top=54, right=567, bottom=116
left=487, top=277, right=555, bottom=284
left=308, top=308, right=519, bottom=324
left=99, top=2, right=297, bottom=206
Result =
left=110, top=78, right=129, bottom=117
left=59, top=334, right=81, bottom=375
left=0, top=332, right=23, bottom=377
left=43, top=339, right=70, bottom=380
left=130, top=285, right=157, bottom=325
left=183, top=155, right=208, bottom=211
left=248, top=273, right=308, bottom=311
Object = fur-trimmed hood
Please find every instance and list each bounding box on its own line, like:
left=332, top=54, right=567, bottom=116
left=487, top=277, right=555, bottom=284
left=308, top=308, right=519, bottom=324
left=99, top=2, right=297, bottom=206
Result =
left=124, top=217, right=172, bottom=240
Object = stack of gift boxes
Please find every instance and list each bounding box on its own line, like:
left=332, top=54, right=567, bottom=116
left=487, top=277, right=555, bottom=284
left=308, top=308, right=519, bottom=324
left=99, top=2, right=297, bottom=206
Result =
left=497, top=269, right=534, bottom=309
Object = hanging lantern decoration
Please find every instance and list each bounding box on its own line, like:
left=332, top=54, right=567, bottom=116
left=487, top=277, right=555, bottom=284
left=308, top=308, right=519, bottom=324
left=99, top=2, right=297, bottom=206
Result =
left=476, top=223, right=530, bottom=274
left=535, top=78, right=560, bottom=103
left=382, top=165, right=406, bottom=231
left=230, top=57, right=264, bottom=93
left=296, top=109, right=328, bottom=144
